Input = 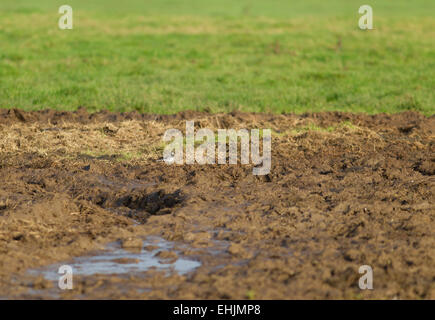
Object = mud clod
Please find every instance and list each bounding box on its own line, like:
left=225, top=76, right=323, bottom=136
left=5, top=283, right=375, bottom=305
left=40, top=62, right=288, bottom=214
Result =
left=121, top=238, right=143, bottom=249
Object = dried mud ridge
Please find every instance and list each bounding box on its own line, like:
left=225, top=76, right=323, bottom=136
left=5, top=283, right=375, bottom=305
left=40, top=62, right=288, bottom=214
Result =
left=0, top=109, right=434, bottom=299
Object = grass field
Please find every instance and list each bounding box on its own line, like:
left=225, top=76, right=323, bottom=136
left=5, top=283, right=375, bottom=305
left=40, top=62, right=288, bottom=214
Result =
left=0, top=0, right=434, bottom=114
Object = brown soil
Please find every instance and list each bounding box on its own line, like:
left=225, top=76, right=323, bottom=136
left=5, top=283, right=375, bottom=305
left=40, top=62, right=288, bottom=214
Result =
left=0, top=108, right=434, bottom=299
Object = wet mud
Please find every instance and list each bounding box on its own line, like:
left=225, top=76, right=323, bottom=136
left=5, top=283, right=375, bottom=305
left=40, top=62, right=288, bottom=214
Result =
left=0, top=108, right=433, bottom=299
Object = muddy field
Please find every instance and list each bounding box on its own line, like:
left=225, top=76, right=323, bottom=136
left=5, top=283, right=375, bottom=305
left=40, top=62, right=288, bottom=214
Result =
left=0, top=108, right=433, bottom=299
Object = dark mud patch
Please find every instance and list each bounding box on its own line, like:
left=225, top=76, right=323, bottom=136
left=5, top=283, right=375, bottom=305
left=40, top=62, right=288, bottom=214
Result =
left=114, top=189, right=185, bottom=217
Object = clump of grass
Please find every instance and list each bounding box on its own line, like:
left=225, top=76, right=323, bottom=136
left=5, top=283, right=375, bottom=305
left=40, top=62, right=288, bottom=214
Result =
left=246, top=290, right=256, bottom=300
left=273, top=121, right=361, bottom=137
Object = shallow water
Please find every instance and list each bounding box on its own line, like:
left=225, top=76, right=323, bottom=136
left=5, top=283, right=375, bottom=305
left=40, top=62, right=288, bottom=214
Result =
left=28, top=236, right=201, bottom=281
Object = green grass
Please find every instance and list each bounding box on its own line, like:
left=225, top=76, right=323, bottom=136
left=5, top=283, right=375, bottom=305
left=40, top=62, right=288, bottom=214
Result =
left=0, top=0, right=434, bottom=115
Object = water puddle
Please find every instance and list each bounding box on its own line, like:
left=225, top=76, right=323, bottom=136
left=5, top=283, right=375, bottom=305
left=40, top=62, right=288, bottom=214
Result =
left=28, top=236, right=201, bottom=282
left=22, top=231, right=234, bottom=298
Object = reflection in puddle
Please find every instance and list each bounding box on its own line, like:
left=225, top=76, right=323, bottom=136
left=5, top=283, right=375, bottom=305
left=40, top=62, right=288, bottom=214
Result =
left=28, top=237, right=201, bottom=281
